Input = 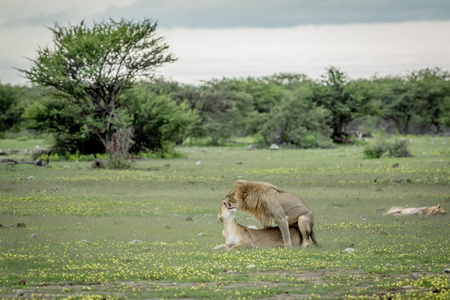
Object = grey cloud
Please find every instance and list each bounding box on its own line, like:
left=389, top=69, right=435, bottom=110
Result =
left=101, top=0, right=450, bottom=28
left=2, top=12, right=73, bottom=27
left=2, top=0, right=449, bottom=29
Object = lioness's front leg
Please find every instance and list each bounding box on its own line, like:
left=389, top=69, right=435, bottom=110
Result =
left=274, top=216, right=292, bottom=247
left=213, top=244, right=230, bottom=250
left=230, top=241, right=254, bottom=250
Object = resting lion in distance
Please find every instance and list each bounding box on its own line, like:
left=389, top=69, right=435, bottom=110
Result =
left=224, top=180, right=319, bottom=248
left=383, top=204, right=446, bottom=216
left=214, top=200, right=302, bottom=250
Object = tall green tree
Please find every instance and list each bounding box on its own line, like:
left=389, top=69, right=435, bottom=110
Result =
left=187, top=79, right=254, bottom=145
left=19, top=18, right=176, bottom=160
left=407, top=68, right=450, bottom=132
left=24, top=94, right=104, bottom=155
left=312, top=67, right=370, bottom=142
left=373, top=76, right=419, bottom=135
left=0, top=83, right=22, bottom=134
left=121, top=82, right=199, bottom=154
left=258, top=92, right=333, bottom=148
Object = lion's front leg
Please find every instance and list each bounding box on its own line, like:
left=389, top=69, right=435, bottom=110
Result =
left=213, top=244, right=230, bottom=250
left=275, top=216, right=292, bottom=247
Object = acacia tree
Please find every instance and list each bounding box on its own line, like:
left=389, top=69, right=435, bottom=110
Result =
left=20, top=18, right=176, bottom=160
left=312, top=67, right=374, bottom=142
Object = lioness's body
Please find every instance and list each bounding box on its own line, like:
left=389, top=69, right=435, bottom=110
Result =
left=384, top=204, right=446, bottom=216
left=225, top=180, right=319, bottom=248
left=214, top=202, right=302, bottom=250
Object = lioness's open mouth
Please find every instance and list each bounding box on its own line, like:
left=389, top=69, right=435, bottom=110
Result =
left=223, top=199, right=235, bottom=210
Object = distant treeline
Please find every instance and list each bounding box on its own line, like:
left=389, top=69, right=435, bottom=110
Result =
left=1, top=67, right=449, bottom=154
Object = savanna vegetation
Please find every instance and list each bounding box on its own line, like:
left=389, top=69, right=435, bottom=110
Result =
left=3, top=67, right=450, bottom=160
left=1, top=17, right=449, bottom=299
left=0, top=136, right=449, bottom=299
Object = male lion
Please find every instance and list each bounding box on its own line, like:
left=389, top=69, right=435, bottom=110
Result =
left=214, top=200, right=302, bottom=250
left=383, top=204, right=446, bottom=216
left=224, top=180, right=319, bottom=248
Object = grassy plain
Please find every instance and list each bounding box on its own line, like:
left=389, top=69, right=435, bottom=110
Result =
left=0, top=136, right=449, bottom=299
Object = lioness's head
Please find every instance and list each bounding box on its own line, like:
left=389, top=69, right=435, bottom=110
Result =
left=217, top=200, right=237, bottom=223
left=426, top=204, right=446, bottom=215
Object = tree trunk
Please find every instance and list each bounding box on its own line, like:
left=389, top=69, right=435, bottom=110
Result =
left=106, top=127, right=132, bottom=160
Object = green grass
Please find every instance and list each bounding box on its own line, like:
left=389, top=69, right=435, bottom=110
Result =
left=0, top=136, right=449, bottom=299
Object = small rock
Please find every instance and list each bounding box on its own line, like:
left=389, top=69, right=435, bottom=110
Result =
left=27, top=176, right=34, bottom=179
left=385, top=263, right=391, bottom=267
left=164, top=225, right=171, bottom=229
left=269, top=144, right=279, bottom=150
left=247, top=264, right=255, bottom=269
left=16, top=290, right=24, bottom=297
left=129, top=240, right=143, bottom=245
left=19, top=279, right=26, bottom=285
left=196, top=161, right=202, bottom=165
left=80, top=239, right=89, bottom=243
left=91, top=159, right=104, bottom=168
left=444, top=269, right=450, bottom=274
left=31, top=234, right=36, bottom=238
left=412, top=273, right=420, bottom=279
left=198, top=232, right=207, bottom=236
left=392, top=163, right=399, bottom=168
left=246, top=145, right=256, bottom=150
left=17, top=222, right=26, bottom=228
left=185, top=216, right=193, bottom=221
left=344, top=248, right=355, bottom=254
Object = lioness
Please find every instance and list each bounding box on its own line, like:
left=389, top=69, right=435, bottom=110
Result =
left=225, top=180, right=319, bottom=248
left=383, top=204, right=446, bottom=216
left=214, top=200, right=302, bottom=250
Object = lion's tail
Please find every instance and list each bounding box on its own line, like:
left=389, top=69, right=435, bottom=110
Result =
left=310, top=228, right=320, bottom=247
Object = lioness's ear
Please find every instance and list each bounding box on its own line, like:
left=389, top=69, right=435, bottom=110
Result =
left=437, top=204, right=441, bottom=208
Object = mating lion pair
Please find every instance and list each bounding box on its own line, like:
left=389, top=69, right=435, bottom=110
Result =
left=214, top=180, right=319, bottom=250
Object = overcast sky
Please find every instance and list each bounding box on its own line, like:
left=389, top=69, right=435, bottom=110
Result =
left=1, top=0, right=450, bottom=86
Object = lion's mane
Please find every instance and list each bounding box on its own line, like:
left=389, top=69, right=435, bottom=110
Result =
left=231, top=180, right=283, bottom=227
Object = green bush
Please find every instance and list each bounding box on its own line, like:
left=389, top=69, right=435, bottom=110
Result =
left=16, top=136, right=28, bottom=141
left=363, top=138, right=412, bottom=158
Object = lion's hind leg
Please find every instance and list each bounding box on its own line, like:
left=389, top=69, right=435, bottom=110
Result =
left=297, top=215, right=312, bottom=248
left=383, top=206, right=405, bottom=216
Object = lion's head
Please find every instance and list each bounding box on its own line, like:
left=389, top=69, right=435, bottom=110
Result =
left=224, top=180, right=283, bottom=227
left=425, top=204, right=446, bottom=215
left=225, top=180, right=280, bottom=208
